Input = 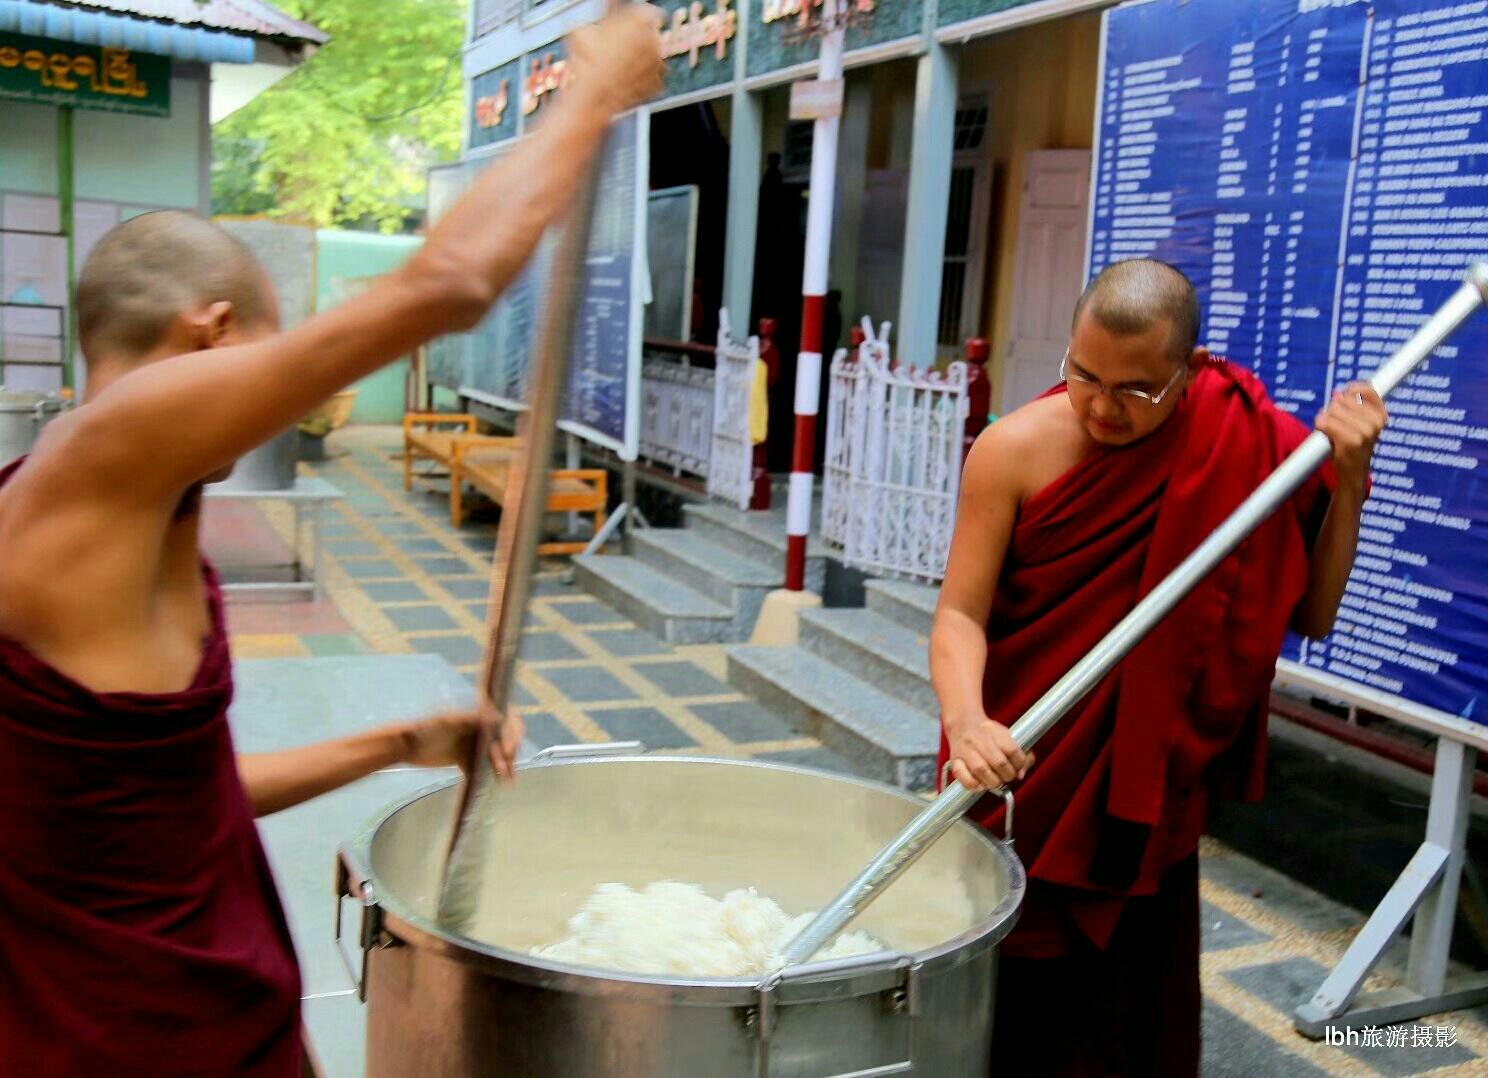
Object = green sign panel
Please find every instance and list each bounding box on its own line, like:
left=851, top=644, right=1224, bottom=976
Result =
left=747, top=0, right=923, bottom=79
left=937, top=0, right=1043, bottom=28
left=469, top=58, right=519, bottom=149
left=0, top=32, right=170, bottom=116
left=657, top=0, right=738, bottom=99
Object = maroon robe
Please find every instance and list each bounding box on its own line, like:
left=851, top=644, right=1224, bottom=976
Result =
left=939, top=361, right=1336, bottom=1075
left=0, top=457, right=301, bottom=1075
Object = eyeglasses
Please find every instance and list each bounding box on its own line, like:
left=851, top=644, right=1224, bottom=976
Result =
left=1059, top=350, right=1185, bottom=406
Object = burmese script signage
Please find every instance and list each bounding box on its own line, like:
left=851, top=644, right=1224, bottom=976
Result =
left=655, top=0, right=737, bottom=98
left=660, top=0, right=737, bottom=67
left=0, top=32, right=169, bottom=116
left=521, top=40, right=569, bottom=117
left=469, top=58, right=518, bottom=148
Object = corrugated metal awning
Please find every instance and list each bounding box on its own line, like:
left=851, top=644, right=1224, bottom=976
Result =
left=23, top=2, right=325, bottom=45
left=0, top=0, right=273, bottom=63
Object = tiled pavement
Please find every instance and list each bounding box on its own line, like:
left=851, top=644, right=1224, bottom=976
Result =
left=206, top=427, right=1488, bottom=1077
left=206, top=428, right=855, bottom=777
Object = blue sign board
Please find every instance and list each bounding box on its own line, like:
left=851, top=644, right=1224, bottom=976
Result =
left=1090, top=0, right=1488, bottom=723
left=428, top=114, right=643, bottom=458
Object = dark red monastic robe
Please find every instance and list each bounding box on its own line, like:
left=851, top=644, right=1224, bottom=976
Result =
left=0, top=458, right=301, bottom=1075
left=939, top=358, right=1336, bottom=958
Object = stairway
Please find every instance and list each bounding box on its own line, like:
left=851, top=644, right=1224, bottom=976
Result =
left=727, top=578, right=943, bottom=791
left=572, top=501, right=827, bottom=644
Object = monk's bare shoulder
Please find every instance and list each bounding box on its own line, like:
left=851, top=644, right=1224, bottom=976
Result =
left=965, top=395, right=1083, bottom=505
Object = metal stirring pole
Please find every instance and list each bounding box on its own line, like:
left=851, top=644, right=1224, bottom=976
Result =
left=778, top=263, right=1488, bottom=968
left=436, top=113, right=610, bottom=932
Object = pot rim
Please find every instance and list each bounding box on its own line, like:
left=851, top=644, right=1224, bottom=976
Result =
left=342, top=754, right=1026, bottom=1005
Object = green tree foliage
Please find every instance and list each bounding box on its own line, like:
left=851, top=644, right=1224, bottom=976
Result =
left=213, top=0, right=465, bottom=231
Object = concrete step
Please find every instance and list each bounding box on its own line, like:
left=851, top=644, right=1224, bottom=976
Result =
left=682, top=502, right=828, bottom=593
left=798, top=608, right=936, bottom=715
left=726, top=645, right=939, bottom=791
left=865, top=578, right=939, bottom=637
left=572, top=554, right=734, bottom=644
left=629, top=528, right=779, bottom=627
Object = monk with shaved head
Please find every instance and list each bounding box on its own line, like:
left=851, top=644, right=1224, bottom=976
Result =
left=932, top=258, right=1387, bottom=1075
left=0, top=9, right=663, bottom=1073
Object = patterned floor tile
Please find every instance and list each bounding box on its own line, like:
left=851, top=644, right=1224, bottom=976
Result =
left=339, top=559, right=402, bottom=579
left=517, top=632, right=584, bottom=662
left=1201, top=1001, right=1327, bottom=1078
left=587, top=707, right=695, bottom=749
left=407, top=634, right=484, bottom=666
left=437, top=578, right=490, bottom=600
left=583, top=628, right=672, bottom=658
left=383, top=605, right=459, bottom=633
left=757, top=746, right=857, bottom=776
left=1201, top=900, right=1272, bottom=952
left=418, top=556, right=478, bottom=577
left=360, top=581, right=428, bottom=603
left=301, top=633, right=366, bottom=657
left=392, top=537, right=450, bottom=556
left=233, top=633, right=312, bottom=659
left=687, top=700, right=796, bottom=744
left=631, top=660, right=731, bottom=698
left=539, top=665, right=638, bottom=704
left=549, top=598, right=625, bottom=626
left=519, top=712, right=578, bottom=750
left=324, top=540, right=380, bottom=558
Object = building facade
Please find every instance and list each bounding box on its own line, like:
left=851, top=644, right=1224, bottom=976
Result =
left=459, top=0, right=1114, bottom=417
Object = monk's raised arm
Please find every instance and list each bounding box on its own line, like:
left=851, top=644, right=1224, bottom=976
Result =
left=55, top=8, right=663, bottom=504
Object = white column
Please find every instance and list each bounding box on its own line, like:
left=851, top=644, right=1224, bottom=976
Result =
left=723, top=87, right=764, bottom=329
left=897, top=42, right=959, bottom=368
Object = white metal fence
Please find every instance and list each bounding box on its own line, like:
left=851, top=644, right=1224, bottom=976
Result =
left=820, top=342, right=865, bottom=549
left=640, top=356, right=714, bottom=478
left=705, top=310, right=758, bottom=510
left=823, top=319, right=969, bottom=583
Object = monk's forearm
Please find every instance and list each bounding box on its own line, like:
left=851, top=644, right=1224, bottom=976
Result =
left=420, top=86, right=614, bottom=310
left=1293, top=478, right=1368, bottom=637
left=930, top=610, right=991, bottom=732
left=239, top=727, right=412, bottom=817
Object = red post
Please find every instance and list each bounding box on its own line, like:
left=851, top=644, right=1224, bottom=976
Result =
left=962, top=337, right=990, bottom=465
left=750, top=319, right=779, bottom=511
left=784, top=0, right=846, bottom=593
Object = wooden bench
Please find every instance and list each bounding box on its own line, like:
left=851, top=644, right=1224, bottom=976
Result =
left=452, top=442, right=608, bottom=555
left=403, top=412, right=518, bottom=491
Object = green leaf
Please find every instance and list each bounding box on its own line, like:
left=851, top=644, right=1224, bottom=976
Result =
left=211, top=0, right=466, bottom=230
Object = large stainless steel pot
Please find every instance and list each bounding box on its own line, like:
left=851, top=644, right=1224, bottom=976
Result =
left=0, top=390, right=67, bottom=465
left=336, top=754, right=1024, bottom=1077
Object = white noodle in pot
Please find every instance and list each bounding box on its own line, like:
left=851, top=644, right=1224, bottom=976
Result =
left=531, top=881, right=884, bottom=977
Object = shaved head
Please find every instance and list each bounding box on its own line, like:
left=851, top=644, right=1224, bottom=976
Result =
left=76, top=211, right=272, bottom=361
left=1072, top=258, right=1200, bottom=363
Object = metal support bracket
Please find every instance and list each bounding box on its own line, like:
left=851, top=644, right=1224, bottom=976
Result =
left=1295, top=738, right=1488, bottom=1036
left=753, top=951, right=921, bottom=1078
left=334, top=848, right=386, bottom=1003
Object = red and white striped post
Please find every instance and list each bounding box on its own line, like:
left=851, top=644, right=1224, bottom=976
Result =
left=785, top=0, right=846, bottom=592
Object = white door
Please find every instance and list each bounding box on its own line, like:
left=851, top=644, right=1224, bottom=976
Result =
left=1001, top=149, right=1091, bottom=414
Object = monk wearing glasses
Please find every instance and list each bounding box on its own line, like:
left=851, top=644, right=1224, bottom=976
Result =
left=931, top=258, right=1387, bottom=1076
